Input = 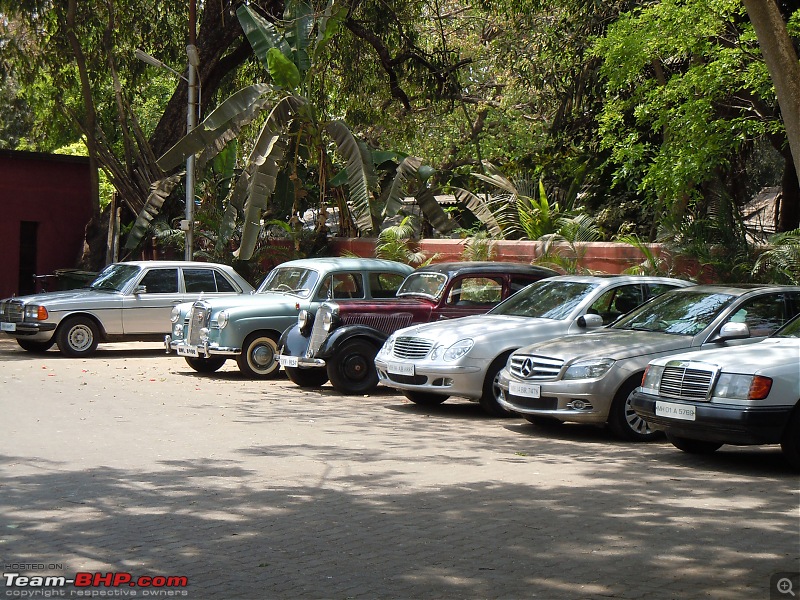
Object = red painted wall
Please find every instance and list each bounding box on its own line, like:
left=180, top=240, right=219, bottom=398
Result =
left=0, top=151, right=93, bottom=299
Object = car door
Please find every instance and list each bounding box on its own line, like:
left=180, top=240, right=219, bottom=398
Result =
left=121, top=267, right=180, bottom=334
left=439, top=275, right=505, bottom=319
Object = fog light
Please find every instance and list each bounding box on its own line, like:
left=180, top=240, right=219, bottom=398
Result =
left=567, top=399, right=592, bottom=411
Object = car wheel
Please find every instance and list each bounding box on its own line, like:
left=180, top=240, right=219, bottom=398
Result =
left=402, top=390, right=448, bottom=405
left=666, top=433, right=723, bottom=455
left=525, top=416, right=564, bottom=429
left=326, top=339, right=379, bottom=395
left=56, top=316, right=100, bottom=358
left=285, top=366, right=329, bottom=388
left=16, top=339, right=55, bottom=353
left=236, top=332, right=281, bottom=379
left=779, top=405, right=800, bottom=470
left=608, top=377, right=660, bottom=442
left=478, top=353, right=516, bottom=417
left=185, top=356, right=227, bottom=373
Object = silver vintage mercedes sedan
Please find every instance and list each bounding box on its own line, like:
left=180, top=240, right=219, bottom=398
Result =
left=0, top=261, right=254, bottom=357
left=375, top=275, right=692, bottom=416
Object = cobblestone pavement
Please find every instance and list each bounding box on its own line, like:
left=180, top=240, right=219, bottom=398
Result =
left=0, top=338, right=798, bottom=600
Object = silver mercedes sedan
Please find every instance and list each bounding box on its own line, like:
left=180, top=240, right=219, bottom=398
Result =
left=0, top=261, right=253, bottom=357
left=375, top=275, right=692, bottom=416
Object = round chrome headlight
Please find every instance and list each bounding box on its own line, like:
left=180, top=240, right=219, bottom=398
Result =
left=322, top=310, right=334, bottom=331
left=170, top=306, right=181, bottom=323
left=217, top=310, right=229, bottom=329
left=298, top=309, right=310, bottom=329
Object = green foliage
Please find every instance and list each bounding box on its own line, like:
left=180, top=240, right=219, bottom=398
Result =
left=460, top=232, right=497, bottom=261
left=753, top=229, right=800, bottom=284
left=618, top=233, right=674, bottom=277
left=374, top=216, right=437, bottom=266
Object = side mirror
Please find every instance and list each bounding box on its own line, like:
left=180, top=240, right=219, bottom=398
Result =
left=717, top=321, right=750, bottom=341
left=577, top=313, right=604, bottom=328
left=133, top=285, right=147, bottom=295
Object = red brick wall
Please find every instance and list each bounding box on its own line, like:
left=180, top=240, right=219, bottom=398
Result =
left=0, top=151, right=93, bottom=298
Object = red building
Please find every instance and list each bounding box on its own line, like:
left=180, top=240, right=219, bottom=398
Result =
left=0, top=150, right=94, bottom=299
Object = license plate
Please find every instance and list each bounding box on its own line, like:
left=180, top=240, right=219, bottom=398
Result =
left=655, top=401, right=696, bottom=421
left=387, top=361, right=414, bottom=376
left=279, top=355, right=298, bottom=368
left=509, top=381, right=541, bottom=398
left=176, top=345, right=199, bottom=358
left=1, top=322, right=16, bottom=332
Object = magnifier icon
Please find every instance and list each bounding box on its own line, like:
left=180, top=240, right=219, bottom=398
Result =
left=778, top=578, right=796, bottom=596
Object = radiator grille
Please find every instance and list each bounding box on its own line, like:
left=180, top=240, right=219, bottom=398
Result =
left=307, top=305, right=332, bottom=357
left=342, top=313, right=413, bottom=334
left=187, top=302, right=211, bottom=346
left=509, top=354, right=564, bottom=380
left=1, top=300, right=24, bottom=323
left=393, top=337, right=434, bottom=360
left=659, top=365, right=714, bottom=400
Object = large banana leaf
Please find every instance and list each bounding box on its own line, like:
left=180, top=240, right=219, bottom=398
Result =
left=451, top=187, right=503, bottom=237
left=123, top=174, right=182, bottom=250
left=472, top=160, right=519, bottom=196
left=415, top=188, right=458, bottom=234
left=157, top=84, right=273, bottom=171
left=383, top=156, right=426, bottom=218
left=283, top=0, right=314, bottom=74
left=325, top=120, right=376, bottom=233
left=236, top=4, right=293, bottom=67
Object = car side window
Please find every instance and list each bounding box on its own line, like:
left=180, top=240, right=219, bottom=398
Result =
left=726, top=294, right=789, bottom=337
left=446, top=277, right=503, bottom=306
left=214, top=272, right=237, bottom=293
left=138, top=269, right=178, bottom=294
left=589, top=285, right=644, bottom=324
left=369, top=272, right=405, bottom=299
left=330, top=273, right=364, bottom=299
left=183, top=269, right=218, bottom=292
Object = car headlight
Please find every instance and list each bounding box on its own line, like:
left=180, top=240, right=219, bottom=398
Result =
left=24, top=304, right=48, bottom=320
left=714, top=373, right=772, bottom=400
left=298, top=309, right=311, bottom=330
left=640, top=365, right=664, bottom=392
left=443, top=339, right=474, bottom=361
left=563, top=358, right=616, bottom=380
left=217, top=310, right=229, bottom=329
left=322, top=309, right=338, bottom=331
left=174, top=323, right=184, bottom=337
left=170, top=306, right=181, bottom=323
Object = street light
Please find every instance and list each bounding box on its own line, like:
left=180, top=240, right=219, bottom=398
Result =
left=136, top=43, right=199, bottom=260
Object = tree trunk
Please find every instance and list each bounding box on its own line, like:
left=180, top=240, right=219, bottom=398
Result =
left=743, top=0, right=800, bottom=231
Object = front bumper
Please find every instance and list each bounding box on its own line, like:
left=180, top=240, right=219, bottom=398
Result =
left=164, top=335, right=240, bottom=358
left=1, top=321, right=57, bottom=340
left=374, top=357, right=484, bottom=400
left=630, top=391, right=791, bottom=445
left=496, top=371, right=614, bottom=425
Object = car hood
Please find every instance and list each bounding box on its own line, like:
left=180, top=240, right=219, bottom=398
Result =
left=2, top=288, right=122, bottom=308
left=655, top=337, right=800, bottom=372
left=518, top=329, right=695, bottom=362
left=396, top=314, right=571, bottom=348
left=182, top=292, right=297, bottom=312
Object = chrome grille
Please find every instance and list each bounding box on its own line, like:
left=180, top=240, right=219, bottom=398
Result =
left=510, top=354, right=564, bottom=380
left=1, top=300, right=24, bottom=323
left=343, top=313, right=413, bottom=334
left=393, top=337, right=434, bottom=360
left=659, top=365, right=714, bottom=400
left=307, top=305, right=333, bottom=357
left=187, top=302, right=211, bottom=346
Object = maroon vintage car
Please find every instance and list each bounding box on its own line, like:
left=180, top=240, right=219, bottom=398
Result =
left=277, top=262, right=557, bottom=394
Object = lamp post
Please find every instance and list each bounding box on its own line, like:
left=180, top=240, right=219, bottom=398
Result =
left=135, top=1, right=199, bottom=261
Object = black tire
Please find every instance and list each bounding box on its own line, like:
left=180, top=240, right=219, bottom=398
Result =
left=16, top=338, right=55, bottom=353
left=780, top=405, right=800, bottom=470
left=326, top=339, right=379, bottom=395
left=402, top=390, right=448, bottom=405
left=608, top=377, right=660, bottom=441
left=236, top=332, right=281, bottom=379
left=525, top=415, right=564, bottom=429
left=185, top=355, right=227, bottom=373
left=285, top=366, right=329, bottom=388
left=56, top=316, right=100, bottom=358
left=478, top=353, right=516, bottom=417
left=666, top=433, right=723, bottom=455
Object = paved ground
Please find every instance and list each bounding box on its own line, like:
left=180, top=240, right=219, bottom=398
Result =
left=0, top=337, right=797, bottom=600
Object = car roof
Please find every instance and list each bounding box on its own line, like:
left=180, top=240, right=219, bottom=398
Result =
left=664, top=283, right=800, bottom=296
left=537, top=274, right=691, bottom=285
left=273, top=257, right=412, bottom=271
left=411, top=262, right=557, bottom=277
left=112, top=260, right=237, bottom=269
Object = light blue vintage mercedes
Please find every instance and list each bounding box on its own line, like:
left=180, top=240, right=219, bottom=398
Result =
left=165, top=257, right=413, bottom=378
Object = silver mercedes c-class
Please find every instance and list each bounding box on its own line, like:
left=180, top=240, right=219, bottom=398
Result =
left=375, top=275, right=692, bottom=416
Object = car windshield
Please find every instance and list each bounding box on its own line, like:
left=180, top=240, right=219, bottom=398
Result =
left=88, top=263, right=141, bottom=292
left=490, top=280, right=598, bottom=319
left=612, top=291, right=734, bottom=335
left=257, top=267, right=319, bottom=298
left=397, top=272, right=448, bottom=300
left=775, top=315, right=800, bottom=338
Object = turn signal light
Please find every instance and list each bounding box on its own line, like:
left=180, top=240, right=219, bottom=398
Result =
left=749, top=376, right=773, bottom=400
left=37, top=306, right=49, bottom=320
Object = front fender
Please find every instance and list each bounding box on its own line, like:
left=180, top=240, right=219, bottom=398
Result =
left=315, top=324, right=388, bottom=358
left=279, top=323, right=311, bottom=357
